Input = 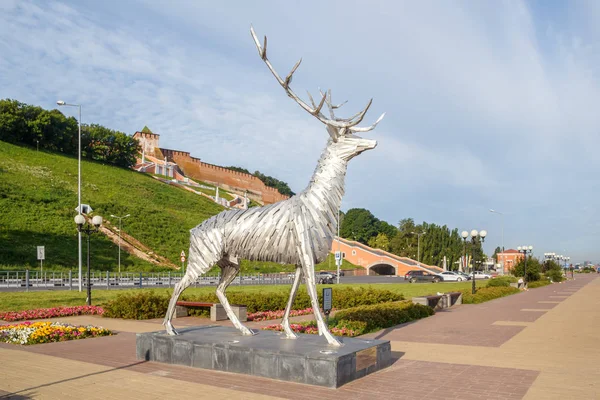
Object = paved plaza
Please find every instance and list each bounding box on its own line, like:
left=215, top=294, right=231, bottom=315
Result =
left=1, top=275, right=598, bottom=399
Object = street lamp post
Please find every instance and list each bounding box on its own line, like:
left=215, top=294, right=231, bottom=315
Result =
left=110, top=214, right=130, bottom=274
left=336, top=208, right=341, bottom=284
left=58, top=100, right=83, bottom=292
left=411, top=231, right=426, bottom=266
left=489, top=209, right=504, bottom=252
left=461, top=229, right=487, bottom=294
left=517, top=245, right=533, bottom=287
left=75, top=214, right=103, bottom=306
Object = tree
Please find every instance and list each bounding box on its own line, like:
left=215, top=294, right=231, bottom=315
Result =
left=253, top=170, right=295, bottom=196
left=389, top=218, right=418, bottom=258
left=492, top=246, right=502, bottom=263
left=512, top=257, right=542, bottom=281
left=368, top=233, right=390, bottom=251
left=0, top=98, right=139, bottom=168
left=339, top=208, right=378, bottom=244
left=376, top=220, right=398, bottom=239
left=222, top=166, right=295, bottom=197
left=224, top=166, right=251, bottom=174
left=388, top=218, right=479, bottom=271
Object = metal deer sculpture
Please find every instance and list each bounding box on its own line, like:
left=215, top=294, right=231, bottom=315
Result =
left=163, top=27, right=384, bottom=347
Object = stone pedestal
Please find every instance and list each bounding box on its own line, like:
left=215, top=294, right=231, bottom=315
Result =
left=136, top=326, right=392, bottom=388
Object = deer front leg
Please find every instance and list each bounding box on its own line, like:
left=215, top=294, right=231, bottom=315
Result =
left=295, top=230, right=342, bottom=347
left=281, top=266, right=303, bottom=339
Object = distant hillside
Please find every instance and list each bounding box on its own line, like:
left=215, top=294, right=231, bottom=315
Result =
left=0, top=141, right=357, bottom=273
left=0, top=141, right=224, bottom=271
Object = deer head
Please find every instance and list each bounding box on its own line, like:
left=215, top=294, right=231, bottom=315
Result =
left=250, top=26, right=384, bottom=162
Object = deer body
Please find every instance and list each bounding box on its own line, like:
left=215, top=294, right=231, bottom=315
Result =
left=163, top=27, right=383, bottom=346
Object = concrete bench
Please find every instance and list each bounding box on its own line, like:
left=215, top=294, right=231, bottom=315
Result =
left=175, top=301, right=247, bottom=322
left=412, top=292, right=462, bottom=310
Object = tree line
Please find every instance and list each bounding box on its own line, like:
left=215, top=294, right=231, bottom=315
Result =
left=225, top=166, right=295, bottom=197
left=339, top=208, right=486, bottom=270
left=0, top=99, right=139, bottom=168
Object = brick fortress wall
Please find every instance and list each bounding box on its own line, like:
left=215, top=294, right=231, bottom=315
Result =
left=133, top=131, right=289, bottom=205
left=158, top=148, right=289, bottom=205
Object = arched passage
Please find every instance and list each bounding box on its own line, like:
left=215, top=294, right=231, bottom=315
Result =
left=368, top=264, right=396, bottom=276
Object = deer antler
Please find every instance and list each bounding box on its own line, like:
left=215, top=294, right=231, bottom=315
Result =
left=250, top=26, right=384, bottom=135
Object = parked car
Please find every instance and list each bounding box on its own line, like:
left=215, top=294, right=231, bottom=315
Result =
left=438, top=271, right=466, bottom=282
left=472, top=271, right=491, bottom=279
left=317, top=271, right=336, bottom=284
left=457, top=272, right=472, bottom=280
left=404, top=270, right=441, bottom=283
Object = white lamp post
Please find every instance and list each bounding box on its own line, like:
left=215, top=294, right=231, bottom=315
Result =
left=411, top=231, right=426, bottom=266
left=489, top=209, right=504, bottom=252
left=58, top=100, right=83, bottom=292
left=517, top=245, right=533, bottom=286
left=75, top=214, right=103, bottom=305
left=461, top=229, right=487, bottom=294
left=110, top=214, right=130, bottom=273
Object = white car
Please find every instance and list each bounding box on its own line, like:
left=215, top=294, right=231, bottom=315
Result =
left=472, top=271, right=491, bottom=279
left=438, top=271, right=467, bottom=282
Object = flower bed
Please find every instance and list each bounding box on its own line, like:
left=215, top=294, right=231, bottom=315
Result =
left=0, top=306, right=105, bottom=322
left=262, top=302, right=433, bottom=337
left=248, top=307, right=330, bottom=322
left=0, top=321, right=112, bottom=345
left=262, top=322, right=363, bottom=337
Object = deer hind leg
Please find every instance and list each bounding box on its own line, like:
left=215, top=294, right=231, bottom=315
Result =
left=164, top=227, right=222, bottom=335
left=163, top=273, right=195, bottom=335
left=281, top=266, right=303, bottom=339
left=216, top=256, right=254, bottom=336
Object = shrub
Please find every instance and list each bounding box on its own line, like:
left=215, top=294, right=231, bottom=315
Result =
left=101, top=287, right=404, bottom=320
left=334, top=319, right=369, bottom=336
left=102, top=291, right=170, bottom=319
left=546, top=269, right=564, bottom=283
left=460, top=286, right=520, bottom=304
left=486, top=276, right=517, bottom=287
left=511, top=258, right=541, bottom=282
left=333, top=301, right=434, bottom=332
left=184, top=286, right=403, bottom=314
left=528, top=280, right=552, bottom=289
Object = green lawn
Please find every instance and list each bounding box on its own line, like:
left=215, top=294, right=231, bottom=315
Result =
left=0, top=280, right=487, bottom=312
left=0, top=141, right=225, bottom=271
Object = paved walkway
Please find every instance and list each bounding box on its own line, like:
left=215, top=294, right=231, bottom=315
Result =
left=0, top=275, right=598, bottom=399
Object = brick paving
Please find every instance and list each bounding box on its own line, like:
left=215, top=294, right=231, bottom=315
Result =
left=361, top=277, right=587, bottom=347
left=0, top=332, right=539, bottom=400
left=0, top=275, right=596, bottom=399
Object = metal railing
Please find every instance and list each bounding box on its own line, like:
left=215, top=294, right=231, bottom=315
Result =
left=0, top=270, right=296, bottom=291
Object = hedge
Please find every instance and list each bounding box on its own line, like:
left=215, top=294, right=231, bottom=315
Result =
left=528, top=280, right=552, bottom=289
left=102, top=287, right=404, bottom=320
left=102, top=291, right=169, bottom=319
left=486, top=276, right=517, bottom=288
left=460, top=286, right=520, bottom=304
left=333, top=301, right=434, bottom=332
left=183, top=286, right=403, bottom=315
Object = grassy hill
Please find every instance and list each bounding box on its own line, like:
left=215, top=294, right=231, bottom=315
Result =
left=0, top=141, right=357, bottom=273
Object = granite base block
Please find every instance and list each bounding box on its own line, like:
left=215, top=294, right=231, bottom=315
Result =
left=136, top=325, right=392, bottom=388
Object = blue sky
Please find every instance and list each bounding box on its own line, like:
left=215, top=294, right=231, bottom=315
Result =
left=1, top=0, right=600, bottom=262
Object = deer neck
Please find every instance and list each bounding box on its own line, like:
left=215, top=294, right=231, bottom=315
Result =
left=301, top=140, right=347, bottom=216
